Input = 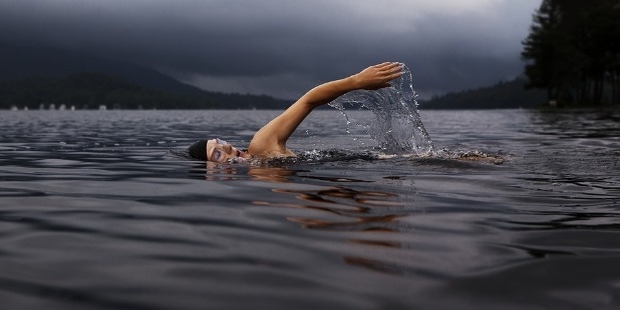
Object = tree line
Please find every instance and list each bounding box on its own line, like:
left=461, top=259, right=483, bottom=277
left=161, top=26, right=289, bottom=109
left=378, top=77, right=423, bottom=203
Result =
left=522, top=0, right=620, bottom=107
left=0, top=73, right=290, bottom=110
left=421, top=78, right=546, bottom=109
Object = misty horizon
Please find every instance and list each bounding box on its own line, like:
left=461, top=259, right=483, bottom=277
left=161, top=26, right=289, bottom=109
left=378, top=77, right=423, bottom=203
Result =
left=0, top=0, right=541, bottom=100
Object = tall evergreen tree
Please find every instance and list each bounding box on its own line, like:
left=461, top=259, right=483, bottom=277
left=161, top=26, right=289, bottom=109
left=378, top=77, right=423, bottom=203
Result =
left=522, top=0, right=564, bottom=101
left=522, top=0, right=620, bottom=106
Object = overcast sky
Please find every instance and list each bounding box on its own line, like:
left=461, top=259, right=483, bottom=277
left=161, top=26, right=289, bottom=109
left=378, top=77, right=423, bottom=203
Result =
left=0, top=0, right=541, bottom=99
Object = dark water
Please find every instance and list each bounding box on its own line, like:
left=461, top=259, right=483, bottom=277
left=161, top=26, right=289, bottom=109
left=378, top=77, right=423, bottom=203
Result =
left=0, top=109, right=619, bottom=310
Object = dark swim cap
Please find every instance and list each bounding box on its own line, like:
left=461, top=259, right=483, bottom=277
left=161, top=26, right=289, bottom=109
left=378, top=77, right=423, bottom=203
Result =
left=188, top=139, right=207, bottom=160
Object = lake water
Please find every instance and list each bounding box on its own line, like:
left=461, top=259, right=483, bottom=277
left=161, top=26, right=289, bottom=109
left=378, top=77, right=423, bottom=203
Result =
left=0, top=109, right=619, bottom=310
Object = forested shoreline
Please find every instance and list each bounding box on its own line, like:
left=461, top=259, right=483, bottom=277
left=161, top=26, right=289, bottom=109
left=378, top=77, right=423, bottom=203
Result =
left=522, top=0, right=620, bottom=107
left=3, top=1, right=619, bottom=110
left=0, top=73, right=290, bottom=110
left=420, top=78, right=547, bottom=109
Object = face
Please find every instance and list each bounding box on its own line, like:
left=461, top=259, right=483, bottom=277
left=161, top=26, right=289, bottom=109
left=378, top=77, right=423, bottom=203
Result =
left=206, top=138, right=250, bottom=163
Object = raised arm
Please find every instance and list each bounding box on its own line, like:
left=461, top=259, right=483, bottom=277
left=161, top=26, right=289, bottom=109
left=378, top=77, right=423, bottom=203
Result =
left=247, top=62, right=403, bottom=157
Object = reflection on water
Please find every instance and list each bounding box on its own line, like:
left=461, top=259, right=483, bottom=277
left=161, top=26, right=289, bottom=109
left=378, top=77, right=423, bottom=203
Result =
left=257, top=176, right=419, bottom=277
left=263, top=184, right=412, bottom=275
left=527, top=109, right=620, bottom=138
left=203, top=162, right=417, bottom=275
left=247, top=166, right=300, bottom=183
left=259, top=186, right=406, bottom=229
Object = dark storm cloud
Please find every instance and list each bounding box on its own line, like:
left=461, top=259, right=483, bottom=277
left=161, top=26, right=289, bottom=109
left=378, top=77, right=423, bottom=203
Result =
left=0, top=0, right=540, bottom=99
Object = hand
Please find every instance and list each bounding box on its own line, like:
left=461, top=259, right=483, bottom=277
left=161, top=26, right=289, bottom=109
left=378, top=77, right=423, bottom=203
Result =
left=351, top=62, right=404, bottom=90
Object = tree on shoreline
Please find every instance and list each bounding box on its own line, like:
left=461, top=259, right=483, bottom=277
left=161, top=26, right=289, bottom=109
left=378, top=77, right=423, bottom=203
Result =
left=522, top=0, right=620, bottom=106
left=0, top=73, right=290, bottom=110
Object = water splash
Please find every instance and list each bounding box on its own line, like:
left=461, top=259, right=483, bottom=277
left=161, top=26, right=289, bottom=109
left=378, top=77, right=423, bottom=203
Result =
left=329, top=64, right=433, bottom=154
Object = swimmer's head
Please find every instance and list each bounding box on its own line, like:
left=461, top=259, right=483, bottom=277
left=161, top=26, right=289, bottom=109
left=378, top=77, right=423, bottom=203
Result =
left=188, top=139, right=208, bottom=160
left=188, top=138, right=250, bottom=162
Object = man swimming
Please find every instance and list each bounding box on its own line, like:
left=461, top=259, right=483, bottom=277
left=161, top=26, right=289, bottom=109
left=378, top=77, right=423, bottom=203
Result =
left=188, top=62, right=404, bottom=162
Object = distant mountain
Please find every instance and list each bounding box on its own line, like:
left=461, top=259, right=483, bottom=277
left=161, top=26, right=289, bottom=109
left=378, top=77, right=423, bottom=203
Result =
left=0, top=44, right=290, bottom=109
left=419, top=78, right=547, bottom=109
left=0, top=72, right=216, bottom=109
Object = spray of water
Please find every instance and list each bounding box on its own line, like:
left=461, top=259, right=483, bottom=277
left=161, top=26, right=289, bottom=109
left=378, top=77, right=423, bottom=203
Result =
left=329, top=64, right=433, bottom=154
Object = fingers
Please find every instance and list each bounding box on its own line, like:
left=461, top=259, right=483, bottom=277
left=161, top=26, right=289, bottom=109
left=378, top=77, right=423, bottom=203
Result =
left=386, top=62, right=404, bottom=73
left=372, top=62, right=392, bottom=68
left=374, top=62, right=402, bottom=70
left=367, top=62, right=403, bottom=75
left=358, top=62, right=404, bottom=90
left=387, top=71, right=404, bottom=80
left=378, top=63, right=404, bottom=81
left=380, top=63, right=404, bottom=80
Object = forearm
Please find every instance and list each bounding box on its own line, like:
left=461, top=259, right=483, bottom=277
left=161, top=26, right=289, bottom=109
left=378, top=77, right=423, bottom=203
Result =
left=300, top=62, right=402, bottom=108
left=247, top=80, right=352, bottom=156
left=248, top=63, right=403, bottom=157
left=300, top=76, right=359, bottom=109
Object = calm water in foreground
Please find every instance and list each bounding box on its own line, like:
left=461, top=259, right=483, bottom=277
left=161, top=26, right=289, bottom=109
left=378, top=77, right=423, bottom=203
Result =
left=0, top=109, right=619, bottom=310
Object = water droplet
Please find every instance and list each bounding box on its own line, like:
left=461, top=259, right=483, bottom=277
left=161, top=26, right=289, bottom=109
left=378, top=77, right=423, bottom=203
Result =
left=328, top=64, right=433, bottom=154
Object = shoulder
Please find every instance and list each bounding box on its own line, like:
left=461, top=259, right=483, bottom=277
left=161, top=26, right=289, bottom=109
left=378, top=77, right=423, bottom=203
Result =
left=248, top=144, right=296, bottom=158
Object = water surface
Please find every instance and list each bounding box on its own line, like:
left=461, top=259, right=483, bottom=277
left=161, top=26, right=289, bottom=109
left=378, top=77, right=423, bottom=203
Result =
left=0, top=109, right=619, bottom=310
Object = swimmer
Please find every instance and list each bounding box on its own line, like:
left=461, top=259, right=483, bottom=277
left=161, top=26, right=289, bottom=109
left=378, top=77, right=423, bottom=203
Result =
left=188, top=62, right=404, bottom=162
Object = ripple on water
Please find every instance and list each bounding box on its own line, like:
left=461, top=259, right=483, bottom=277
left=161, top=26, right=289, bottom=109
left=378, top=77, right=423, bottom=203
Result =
left=1, top=109, right=619, bottom=309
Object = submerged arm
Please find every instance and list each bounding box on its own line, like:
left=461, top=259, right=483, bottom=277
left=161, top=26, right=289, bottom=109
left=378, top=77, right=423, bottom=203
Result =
left=248, top=62, right=403, bottom=157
